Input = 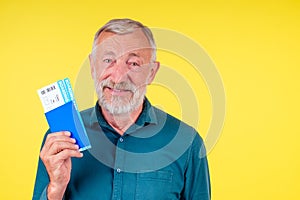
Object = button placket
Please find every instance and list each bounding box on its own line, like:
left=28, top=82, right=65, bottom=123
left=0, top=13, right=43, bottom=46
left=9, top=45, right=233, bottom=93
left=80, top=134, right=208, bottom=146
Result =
left=112, top=135, right=127, bottom=199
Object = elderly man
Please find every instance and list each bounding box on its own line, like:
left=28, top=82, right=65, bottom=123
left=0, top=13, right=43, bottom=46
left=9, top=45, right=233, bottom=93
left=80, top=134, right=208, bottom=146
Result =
left=33, top=18, right=211, bottom=200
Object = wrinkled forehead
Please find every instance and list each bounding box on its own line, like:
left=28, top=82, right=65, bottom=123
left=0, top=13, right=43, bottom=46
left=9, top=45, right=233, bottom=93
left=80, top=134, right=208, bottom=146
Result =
left=92, top=29, right=153, bottom=58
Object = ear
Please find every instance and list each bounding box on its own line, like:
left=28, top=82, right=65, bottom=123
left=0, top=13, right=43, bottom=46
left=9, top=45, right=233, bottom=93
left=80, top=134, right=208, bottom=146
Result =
left=89, top=54, right=95, bottom=80
left=147, top=61, right=160, bottom=85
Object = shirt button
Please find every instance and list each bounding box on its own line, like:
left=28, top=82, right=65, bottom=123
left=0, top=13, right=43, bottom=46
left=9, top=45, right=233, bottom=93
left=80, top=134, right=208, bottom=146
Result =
left=116, top=168, right=121, bottom=173
left=119, top=138, right=124, bottom=142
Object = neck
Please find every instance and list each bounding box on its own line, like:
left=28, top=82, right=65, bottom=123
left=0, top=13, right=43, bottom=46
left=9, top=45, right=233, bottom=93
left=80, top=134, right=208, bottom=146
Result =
left=100, top=104, right=143, bottom=135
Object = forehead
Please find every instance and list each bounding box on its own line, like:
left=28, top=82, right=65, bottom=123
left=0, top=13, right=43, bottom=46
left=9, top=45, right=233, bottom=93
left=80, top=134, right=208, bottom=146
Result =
left=93, top=29, right=152, bottom=56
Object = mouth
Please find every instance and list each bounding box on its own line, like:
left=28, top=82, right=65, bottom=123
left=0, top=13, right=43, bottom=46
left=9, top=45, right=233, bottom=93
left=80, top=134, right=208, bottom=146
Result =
left=104, top=86, right=133, bottom=95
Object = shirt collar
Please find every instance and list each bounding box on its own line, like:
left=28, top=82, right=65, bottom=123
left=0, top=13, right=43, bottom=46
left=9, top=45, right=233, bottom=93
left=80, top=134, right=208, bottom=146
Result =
left=89, top=98, right=158, bottom=133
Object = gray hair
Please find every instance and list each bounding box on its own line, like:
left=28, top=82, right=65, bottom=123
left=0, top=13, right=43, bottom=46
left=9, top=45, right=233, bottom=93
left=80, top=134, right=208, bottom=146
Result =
left=92, top=18, right=157, bottom=61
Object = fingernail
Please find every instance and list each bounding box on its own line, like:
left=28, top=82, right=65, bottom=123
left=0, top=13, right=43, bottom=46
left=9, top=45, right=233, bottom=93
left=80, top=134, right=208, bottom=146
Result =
left=75, top=144, right=79, bottom=149
left=72, top=138, right=76, bottom=143
left=65, top=131, right=71, bottom=136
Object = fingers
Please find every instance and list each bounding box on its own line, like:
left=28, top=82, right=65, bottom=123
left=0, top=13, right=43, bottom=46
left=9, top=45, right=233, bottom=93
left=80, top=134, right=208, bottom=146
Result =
left=47, top=141, right=79, bottom=155
left=43, top=131, right=74, bottom=150
left=42, top=132, right=74, bottom=152
left=55, top=148, right=83, bottom=160
left=40, top=131, right=83, bottom=159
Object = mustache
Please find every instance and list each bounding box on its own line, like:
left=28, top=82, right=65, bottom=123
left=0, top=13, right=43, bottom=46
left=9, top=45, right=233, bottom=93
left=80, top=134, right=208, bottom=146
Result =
left=100, top=79, right=137, bottom=92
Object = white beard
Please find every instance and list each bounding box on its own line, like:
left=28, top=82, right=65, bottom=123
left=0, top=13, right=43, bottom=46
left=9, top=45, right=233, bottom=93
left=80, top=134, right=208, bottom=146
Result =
left=95, top=79, right=146, bottom=115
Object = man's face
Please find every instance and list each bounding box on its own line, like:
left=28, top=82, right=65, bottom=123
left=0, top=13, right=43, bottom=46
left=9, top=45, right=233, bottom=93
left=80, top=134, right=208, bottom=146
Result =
left=90, top=29, right=159, bottom=115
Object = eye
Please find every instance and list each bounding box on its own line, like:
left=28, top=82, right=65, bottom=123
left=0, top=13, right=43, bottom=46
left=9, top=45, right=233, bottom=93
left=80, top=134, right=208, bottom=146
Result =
left=127, top=58, right=141, bottom=68
left=129, top=62, right=140, bottom=67
left=103, top=58, right=113, bottom=63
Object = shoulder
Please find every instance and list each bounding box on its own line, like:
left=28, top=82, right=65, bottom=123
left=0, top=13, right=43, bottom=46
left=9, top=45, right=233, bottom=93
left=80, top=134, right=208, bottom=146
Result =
left=79, top=106, right=94, bottom=117
left=152, top=106, right=204, bottom=147
left=79, top=106, right=95, bottom=124
left=153, top=106, right=198, bottom=135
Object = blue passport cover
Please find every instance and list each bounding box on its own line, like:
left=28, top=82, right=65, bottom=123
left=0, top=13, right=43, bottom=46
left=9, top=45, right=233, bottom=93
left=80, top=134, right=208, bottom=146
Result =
left=37, top=78, right=91, bottom=151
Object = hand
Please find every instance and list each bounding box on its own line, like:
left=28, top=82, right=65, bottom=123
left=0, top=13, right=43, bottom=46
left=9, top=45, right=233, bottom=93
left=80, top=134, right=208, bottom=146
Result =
left=40, top=131, right=83, bottom=200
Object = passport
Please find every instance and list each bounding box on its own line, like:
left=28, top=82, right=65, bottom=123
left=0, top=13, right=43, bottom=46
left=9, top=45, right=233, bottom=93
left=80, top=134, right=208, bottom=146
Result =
left=37, top=78, right=91, bottom=151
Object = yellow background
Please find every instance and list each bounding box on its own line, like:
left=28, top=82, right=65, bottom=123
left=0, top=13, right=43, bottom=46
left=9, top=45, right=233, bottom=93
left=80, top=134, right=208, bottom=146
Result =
left=1, top=0, right=299, bottom=199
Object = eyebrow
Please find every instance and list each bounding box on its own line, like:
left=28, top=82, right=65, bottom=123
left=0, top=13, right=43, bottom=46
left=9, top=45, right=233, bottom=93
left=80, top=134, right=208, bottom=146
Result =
left=102, top=51, right=116, bottom=56
left=129, top=52, right=139, bottom=56
left=128, top=52, right=143, bottom=59
left=101, top=51, right=144, bottom=60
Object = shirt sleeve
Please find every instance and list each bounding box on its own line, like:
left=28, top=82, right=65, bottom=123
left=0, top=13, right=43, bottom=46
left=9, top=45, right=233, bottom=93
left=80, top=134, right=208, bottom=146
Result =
left=32, top=130, right=51, bottom=200
left=181, top=133, right=211, bottom=200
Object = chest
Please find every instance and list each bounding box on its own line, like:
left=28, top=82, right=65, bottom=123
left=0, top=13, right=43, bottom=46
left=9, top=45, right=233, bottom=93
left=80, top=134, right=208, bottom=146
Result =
left=67, top=151, right=186, bottom=200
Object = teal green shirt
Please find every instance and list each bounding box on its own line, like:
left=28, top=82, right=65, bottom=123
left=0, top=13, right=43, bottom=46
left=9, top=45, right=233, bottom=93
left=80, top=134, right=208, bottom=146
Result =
left=33, top=98, right=211, bottom=199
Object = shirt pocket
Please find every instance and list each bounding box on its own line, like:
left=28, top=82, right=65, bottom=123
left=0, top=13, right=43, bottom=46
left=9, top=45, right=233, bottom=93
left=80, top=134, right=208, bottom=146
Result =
left=135, top=170, right=175, bottom=200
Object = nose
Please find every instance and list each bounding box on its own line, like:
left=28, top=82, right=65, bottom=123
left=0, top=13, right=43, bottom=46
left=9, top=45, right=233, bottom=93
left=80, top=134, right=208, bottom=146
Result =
left=109, top=57, right=130, bottom=83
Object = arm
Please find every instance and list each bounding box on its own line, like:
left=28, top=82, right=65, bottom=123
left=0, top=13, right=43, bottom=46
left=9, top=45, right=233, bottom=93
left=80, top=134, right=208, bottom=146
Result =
left=32, top=152, right=51, bottom=200
left=32, top=131, right=83, bottom=200
left=181, top=134, right=211, bottom=200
